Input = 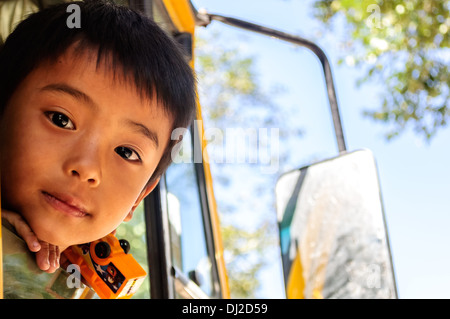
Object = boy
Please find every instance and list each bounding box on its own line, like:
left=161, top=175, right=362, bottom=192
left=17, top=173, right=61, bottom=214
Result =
left=0, top=0, right=196, bottom=274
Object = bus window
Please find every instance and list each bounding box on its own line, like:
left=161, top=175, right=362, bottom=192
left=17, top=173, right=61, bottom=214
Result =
left=164, top=128, right=216, bottom=298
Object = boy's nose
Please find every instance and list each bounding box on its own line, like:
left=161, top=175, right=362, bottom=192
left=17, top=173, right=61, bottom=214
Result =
left=69, top=168, right=101, bottom=187
left=63, top=142, right=103, bottom=187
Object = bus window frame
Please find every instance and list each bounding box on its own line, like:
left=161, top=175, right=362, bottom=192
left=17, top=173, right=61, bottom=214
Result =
left=190, top=121, right=223, bottom=298
left=130, top=0, right=224, bottom=299
left=142, top=124, right=224, bottom=299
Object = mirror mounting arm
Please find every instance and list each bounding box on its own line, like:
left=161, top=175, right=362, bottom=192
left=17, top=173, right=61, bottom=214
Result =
left=195, top=11, right=347, bottom=154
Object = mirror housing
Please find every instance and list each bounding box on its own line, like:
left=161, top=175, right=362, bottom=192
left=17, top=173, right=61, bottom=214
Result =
left=276, top=149, right=397, bottom=298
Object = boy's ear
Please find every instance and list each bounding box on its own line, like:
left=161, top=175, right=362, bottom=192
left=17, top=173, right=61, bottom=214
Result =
left=124, top=177, right=160, bottom=222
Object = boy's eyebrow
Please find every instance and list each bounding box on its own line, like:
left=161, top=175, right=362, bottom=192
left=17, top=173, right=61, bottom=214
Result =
left=124, top=119, right=160, bottom=149
left=40, top=83, right=98, bottom=110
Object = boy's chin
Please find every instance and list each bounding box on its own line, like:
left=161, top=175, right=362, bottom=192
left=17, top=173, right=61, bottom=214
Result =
left=33, top=224, right=108, bottom=250
left=27, top=216, right=113, bottom=248
left=31, top=223, right=85, bottom=249
left=34, top=229, right=72, bottom=249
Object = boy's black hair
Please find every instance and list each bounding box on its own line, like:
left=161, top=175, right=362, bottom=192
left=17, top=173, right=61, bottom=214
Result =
left=0, top=0, right=196, bottom=185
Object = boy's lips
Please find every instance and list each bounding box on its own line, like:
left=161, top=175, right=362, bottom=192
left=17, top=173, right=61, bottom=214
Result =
left=42, top=191, right=90, bottom=218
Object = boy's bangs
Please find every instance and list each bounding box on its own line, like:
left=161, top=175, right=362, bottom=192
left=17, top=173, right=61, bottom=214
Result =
left=71, top=39, right=164, bottom=112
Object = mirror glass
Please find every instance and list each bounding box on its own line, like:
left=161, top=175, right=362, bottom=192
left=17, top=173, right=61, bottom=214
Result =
left=275, top=149, right=397, bottom=299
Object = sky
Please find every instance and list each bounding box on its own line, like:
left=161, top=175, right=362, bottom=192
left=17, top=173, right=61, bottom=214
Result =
left=191, top=0, right=450, bottom=299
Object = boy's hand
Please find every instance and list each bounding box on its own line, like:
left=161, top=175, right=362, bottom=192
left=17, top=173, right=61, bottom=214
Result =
left=2, top=209, right=60, bottom=273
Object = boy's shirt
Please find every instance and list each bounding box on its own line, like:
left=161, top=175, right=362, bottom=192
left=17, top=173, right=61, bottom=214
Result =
left=2, top=218, right=96, bottom=299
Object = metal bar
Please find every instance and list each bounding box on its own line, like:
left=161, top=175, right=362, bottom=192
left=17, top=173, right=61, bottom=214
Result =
left=190, top=121, right=223, bottom=298
left=171, top=266, right=210, bottom=299
left=197, top=12, right=347, bottom=153
left=143, top=184, right=172, bottom=299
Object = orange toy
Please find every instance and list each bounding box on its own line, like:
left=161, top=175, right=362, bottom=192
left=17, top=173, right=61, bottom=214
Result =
left=63, top=234, right=147, bottom=299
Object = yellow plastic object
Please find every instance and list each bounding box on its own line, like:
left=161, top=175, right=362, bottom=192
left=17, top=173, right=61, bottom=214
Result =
left=63, top=234, right=147, bottom=299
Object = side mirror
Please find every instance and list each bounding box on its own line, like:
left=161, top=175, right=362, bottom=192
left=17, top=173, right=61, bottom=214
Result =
left=275, top=149, right=397, bottom=298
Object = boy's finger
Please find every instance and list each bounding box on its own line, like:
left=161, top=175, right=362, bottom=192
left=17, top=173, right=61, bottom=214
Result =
left=36, top=242, right=51, bottom=271
left=22, top=231, right=41, bottom=253
left=3, top=211, right=41, bottom=252
left=50, top=245, right=60, bottom=269
left=42, top=244, right=60, bottom=273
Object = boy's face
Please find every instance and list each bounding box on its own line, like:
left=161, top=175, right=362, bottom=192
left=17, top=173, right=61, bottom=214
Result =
left=0, top=47, right=172, bottom=247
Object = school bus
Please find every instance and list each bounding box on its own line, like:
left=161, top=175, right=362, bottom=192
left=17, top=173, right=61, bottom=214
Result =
left=0, top=0, right=397, bottom=299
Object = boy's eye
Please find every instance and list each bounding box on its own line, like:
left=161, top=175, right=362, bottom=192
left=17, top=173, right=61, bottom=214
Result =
left=45, top=111, right=75, bottom=130
left=115, top=146, right=141, bottom=162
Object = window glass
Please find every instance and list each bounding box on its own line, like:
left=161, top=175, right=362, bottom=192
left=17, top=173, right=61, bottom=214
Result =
left=115, top=202, right=151, bottom=299
left=164, top=129, right=214, bottom=297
